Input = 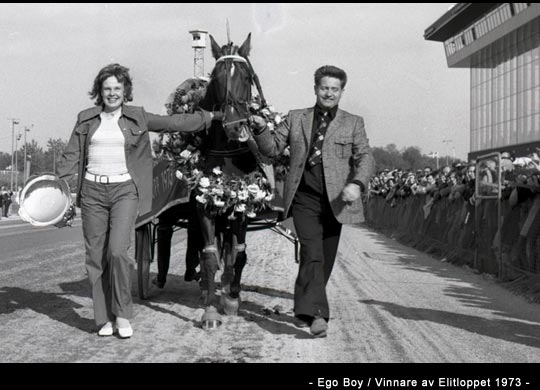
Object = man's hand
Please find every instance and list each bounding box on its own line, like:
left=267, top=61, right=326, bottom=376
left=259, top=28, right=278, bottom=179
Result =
left=341, top=183, right=361, bottom=203
left=249, top=115, right=267, bottom=134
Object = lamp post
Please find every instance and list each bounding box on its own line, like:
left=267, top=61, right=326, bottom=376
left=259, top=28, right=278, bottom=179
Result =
left=8, top=118, right=20, bottom=191
left=442, top=139, right=452, bottom=166
left=24, top=125, right=32, bottom=182
left=15, top=132, right=21, bottom=189
left=429, top=151, right=439, bottom=170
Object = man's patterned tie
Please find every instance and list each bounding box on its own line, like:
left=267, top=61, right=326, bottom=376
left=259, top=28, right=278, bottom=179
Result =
left=307, top=111, right=330, bottom=167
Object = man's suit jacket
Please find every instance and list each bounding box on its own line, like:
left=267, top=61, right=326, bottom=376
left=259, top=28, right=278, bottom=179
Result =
left=254, top=107, right=375, bottom=224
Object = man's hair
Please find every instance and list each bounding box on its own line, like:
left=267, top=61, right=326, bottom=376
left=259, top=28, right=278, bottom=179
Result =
left=314, top=65, right=347, bottom=88
left=89, top=63, right=134, bottom=106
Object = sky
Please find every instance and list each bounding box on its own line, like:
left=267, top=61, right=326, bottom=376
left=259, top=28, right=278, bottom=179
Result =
left=0, top=3, right=470, bottom=160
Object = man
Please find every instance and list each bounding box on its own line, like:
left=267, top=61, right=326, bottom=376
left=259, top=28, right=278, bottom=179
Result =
left=1, top=187, right=12, bottom=217
left=250, top=65, right=375, bottom=337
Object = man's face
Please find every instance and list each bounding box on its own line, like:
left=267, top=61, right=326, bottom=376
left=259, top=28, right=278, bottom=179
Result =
left=314, top=76, right=344, bottom=110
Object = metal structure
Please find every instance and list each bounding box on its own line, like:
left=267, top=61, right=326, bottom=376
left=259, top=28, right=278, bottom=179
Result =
left=442, top=139, right=452, bottom=166
left=189, top=30, right=208, bottom=78
left=23, top=125, right=32, bottom=182
left=8, top=118, right=19, bottom=191
left=475, top=152, right=502, bottom=276
left=15, top=131, right=21, bottom=189
left=429, top=151, right=439, bottom=169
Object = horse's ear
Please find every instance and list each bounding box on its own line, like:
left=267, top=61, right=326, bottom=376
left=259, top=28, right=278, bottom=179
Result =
left=238, top=33, right=251, bottom=58
left=209, top=34, right=222, bottom=60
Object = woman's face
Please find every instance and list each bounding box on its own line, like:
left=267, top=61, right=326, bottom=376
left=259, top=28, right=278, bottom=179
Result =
left=101, top=76, right=125, bottom=112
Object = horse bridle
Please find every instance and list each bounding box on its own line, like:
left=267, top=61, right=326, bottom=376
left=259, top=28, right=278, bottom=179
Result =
left=216, top=54, right=267, bottom=129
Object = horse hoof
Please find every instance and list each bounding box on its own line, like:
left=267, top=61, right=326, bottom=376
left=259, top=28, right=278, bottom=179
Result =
left=201, top=306, right=222, bottom=330
left=222, top=294, right=240, bottom=316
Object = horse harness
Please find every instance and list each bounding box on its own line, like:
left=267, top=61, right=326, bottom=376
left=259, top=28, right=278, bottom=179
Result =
left=215, top=54, right=266, bottom=129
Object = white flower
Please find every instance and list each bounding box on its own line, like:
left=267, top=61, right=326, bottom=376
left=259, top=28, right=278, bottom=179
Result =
left=229, top=191, right=237, bottom=199
left=246, top=211, right=256, bottom=218
left=212, top=166, right=222, bottom=175
left=235, top=204, right=246, bottom=212
left=249, top=102, right=260, bottom=111
left=195, top=195, right=207, bottom=204
left=255, top=190, right=266, bottom=201
left=261, top=108, right=270, bottom=117
left=199, top=177, right=210, bottom=188
left=267, top=122, right=275, bottom=131
left=238, top=190, right=249, bottom=200
left=179, top=150, right=192, bottom=160
left=247, top=184, right=260, bottom=194
left=274, top=114, right=282, bottom=124
left=175, top=170, right=183, bottom=180
left=264, top=194, right=274, bottom=202
left=214, top=199, right=225, bottom=207
left=212, top=187, right=224, bottom=196
left=193, top=169, right=200, bottom=175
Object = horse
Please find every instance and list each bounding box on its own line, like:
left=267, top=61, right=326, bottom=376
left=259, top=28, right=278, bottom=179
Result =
left=195, top=33, right=270, bottom=322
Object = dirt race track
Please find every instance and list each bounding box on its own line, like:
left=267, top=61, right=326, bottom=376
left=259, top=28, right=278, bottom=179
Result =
left=2, top=221, right=540, bottom=365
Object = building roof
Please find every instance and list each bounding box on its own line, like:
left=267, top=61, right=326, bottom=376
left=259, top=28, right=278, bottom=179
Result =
left=424, top=3, right=500, bottom=42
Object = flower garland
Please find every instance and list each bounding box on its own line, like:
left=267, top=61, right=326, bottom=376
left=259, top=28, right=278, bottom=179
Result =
left=194, top=166, right=274, bottom=219
left=155, top=80, right=290, bottom=219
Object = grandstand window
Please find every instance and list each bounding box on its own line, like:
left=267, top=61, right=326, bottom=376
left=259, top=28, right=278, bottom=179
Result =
left=514, top=3, right=530, bottom=14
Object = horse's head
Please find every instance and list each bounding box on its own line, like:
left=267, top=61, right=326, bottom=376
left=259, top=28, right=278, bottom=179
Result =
left=204, top=33, right=253, bottom=142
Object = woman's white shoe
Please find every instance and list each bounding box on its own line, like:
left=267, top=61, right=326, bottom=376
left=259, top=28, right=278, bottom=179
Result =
left=97, top=321, right=114, bottom=337
left=116, top=318, right=133, bottom=338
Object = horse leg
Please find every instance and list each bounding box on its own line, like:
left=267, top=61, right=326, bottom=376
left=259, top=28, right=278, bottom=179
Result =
left=230, top=239, right=247, bottom=299
left=220, top=218, right=247, bottom=316
left=196, top=208, right=219, bottom=308
left=220, top=227, right=234, bottom=291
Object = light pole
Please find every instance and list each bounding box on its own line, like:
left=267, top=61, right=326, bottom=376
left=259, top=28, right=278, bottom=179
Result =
left=15, top=132, right=21, bottom=189
left=52, top=145, right=56, bottom=173
left=442, top=139, right=452, bottom=166
left=429, top=151, right=439, bottom=170
left=24, top=125, right=32, bottom=182
left=8, top=118, right=20, bottom=191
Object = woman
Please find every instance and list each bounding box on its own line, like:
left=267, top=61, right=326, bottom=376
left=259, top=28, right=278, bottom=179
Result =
left=57, top=63, right=222, bottom=338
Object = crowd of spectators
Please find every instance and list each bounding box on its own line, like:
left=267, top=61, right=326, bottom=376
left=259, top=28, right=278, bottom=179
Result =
left=367, top=151, right=540, bottom=211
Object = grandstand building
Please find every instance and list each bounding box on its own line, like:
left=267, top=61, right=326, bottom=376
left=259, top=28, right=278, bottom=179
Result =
left=425, top=3, right=540, bottom=160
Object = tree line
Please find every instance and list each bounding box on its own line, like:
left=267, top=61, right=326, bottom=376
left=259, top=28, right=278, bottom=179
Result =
left=372, top=143, right=465, bottom=172
left=0, top=138, right=67, bottom=188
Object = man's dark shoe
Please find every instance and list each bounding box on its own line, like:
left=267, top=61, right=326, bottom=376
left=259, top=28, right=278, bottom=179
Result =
left=294, top=315, right=312, bottom=328
left=184, top=269, right=201, bottom=282
left=152, top=276, right=165, bottom=289
left=310, top=316, right=328, bottom=338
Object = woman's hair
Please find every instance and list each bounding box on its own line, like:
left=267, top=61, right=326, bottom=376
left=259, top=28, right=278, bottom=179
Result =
left=314, top=65, right=347, bottom=88
left=89, top=63, right=133, bottom=106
